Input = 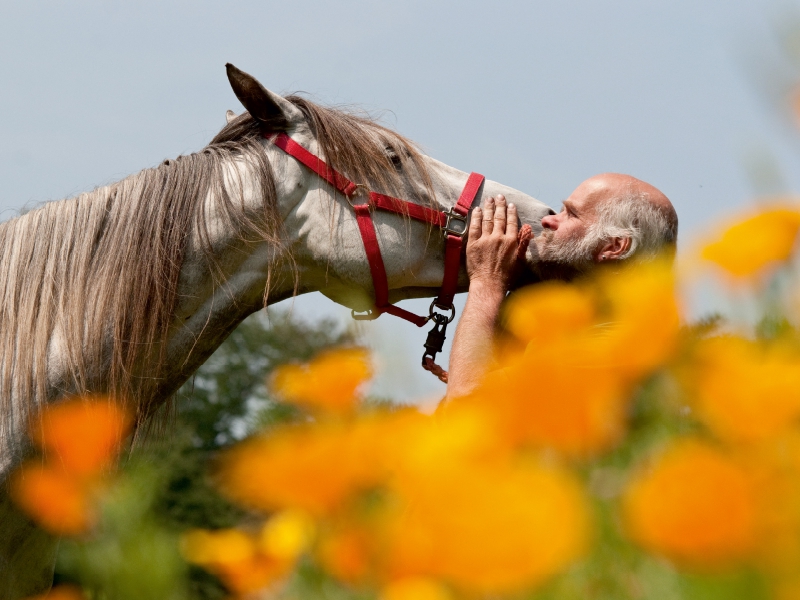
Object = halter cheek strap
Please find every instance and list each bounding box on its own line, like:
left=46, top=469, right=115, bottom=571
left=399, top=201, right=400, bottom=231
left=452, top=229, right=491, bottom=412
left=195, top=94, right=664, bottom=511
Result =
left=269, top=132, right=484, bottom=375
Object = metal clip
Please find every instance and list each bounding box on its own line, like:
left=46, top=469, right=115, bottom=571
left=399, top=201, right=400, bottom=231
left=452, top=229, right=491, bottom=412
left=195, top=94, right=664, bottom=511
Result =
left=421, top=300, right=457, bottom=366
left=351, top=308, right=381, bottom=321
left=442, top=207, right=469, bottom=239
left=422, top=312, right=450, bottom=366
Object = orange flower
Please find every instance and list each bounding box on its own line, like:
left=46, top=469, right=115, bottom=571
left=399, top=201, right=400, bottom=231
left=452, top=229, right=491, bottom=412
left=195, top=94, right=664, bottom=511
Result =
left=597, top=260, right=681, bottom=376
left=383, top=461, right=590, bottom=593
left=380, top=577, right=452, bottom=600
left=31, top=397, right=131, bottom=477
left=503, top=282, right=596, bottom=344
left=216, top=424, right=382, bottom=516
left=182, top=527, right=294, bottom=596
left=622, top=440, right=758, bottom=570
left=10, top=463, right=94, bottom=536
left=688, top=336, right=800, bottom=444
left=271, top=348, right=372, bottom=413
left=470, top=358, right=629, bottom=457
left=701, top=206, right=800, bottom=278
left=481, top=262, right=680, bottom=457
left=316, top=522, right=374, bottom=584
left=736, top=433, right=800, bottom=575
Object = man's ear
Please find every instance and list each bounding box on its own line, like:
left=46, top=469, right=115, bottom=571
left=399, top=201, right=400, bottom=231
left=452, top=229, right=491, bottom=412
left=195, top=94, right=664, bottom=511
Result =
left=225, top=63, right=303, bottom=132
left=595, top=236, right=632, bottom=262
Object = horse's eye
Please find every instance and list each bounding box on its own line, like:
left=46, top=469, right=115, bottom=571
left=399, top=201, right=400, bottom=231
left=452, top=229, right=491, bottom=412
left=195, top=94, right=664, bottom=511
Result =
left=385, top=146, right=402, bottom=169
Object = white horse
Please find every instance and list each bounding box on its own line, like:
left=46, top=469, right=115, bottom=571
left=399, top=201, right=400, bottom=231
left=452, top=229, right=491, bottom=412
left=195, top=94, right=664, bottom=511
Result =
left=0, top=64, right=551, bottom=597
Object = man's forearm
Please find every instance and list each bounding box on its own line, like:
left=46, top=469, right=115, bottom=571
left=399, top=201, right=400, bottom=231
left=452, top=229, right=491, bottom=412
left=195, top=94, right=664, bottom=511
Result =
left=444, top=281, right=506, bottom=401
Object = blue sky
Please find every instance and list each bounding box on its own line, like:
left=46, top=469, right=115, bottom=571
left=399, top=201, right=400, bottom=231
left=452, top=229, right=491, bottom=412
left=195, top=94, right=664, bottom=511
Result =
left=2, top=1, right=798, bottom=402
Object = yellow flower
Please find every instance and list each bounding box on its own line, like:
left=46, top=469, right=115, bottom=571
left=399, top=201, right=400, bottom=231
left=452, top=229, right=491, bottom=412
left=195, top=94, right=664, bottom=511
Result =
left=271, top=348, right=372, bottom=413
left=622, top=439, right=757, bottom=570
left=182, top=528, right=255, bottom=566
left=30, top=397, right=131, bottom=477
left=10, top=463, right=94, bottom=536
left=259, top=509, right=315, bottom=560
left=688, top=336, right=800, bottom=444
left=181, top=527, right=294, bottom=596
left=380, top=577, right=452, bottom=600
left=701, top=206, right=800, bottom=277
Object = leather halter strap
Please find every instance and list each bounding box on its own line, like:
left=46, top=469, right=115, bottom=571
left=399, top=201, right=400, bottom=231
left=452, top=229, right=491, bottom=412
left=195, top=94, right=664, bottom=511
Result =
left=269, top=132, right=484, bottom=327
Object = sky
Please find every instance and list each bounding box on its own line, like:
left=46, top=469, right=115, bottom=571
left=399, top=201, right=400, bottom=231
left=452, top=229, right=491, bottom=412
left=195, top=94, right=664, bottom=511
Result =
left=2, top=0, right=799, bottom=403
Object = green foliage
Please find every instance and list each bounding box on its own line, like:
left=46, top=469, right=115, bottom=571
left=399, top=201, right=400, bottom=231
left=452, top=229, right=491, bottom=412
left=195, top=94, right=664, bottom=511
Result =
left=56, top=463, right=188, bottom=600
left=54, top=309, right=354, bottom=598
left=175, top=310, right=354, bottom=451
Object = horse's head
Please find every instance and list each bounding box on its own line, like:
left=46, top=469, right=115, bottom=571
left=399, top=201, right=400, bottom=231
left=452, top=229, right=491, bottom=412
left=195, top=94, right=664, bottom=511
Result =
left=224, top=65, right=553, bottom=312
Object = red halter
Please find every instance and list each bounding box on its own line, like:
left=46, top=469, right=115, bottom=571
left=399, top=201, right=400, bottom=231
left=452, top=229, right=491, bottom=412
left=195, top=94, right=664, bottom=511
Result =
left=269, top=132, right=484, bottom=375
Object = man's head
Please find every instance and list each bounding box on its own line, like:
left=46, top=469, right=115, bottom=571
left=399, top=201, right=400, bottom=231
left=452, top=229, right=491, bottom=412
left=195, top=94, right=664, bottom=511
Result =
left=532, top=173, right=678, bottom=280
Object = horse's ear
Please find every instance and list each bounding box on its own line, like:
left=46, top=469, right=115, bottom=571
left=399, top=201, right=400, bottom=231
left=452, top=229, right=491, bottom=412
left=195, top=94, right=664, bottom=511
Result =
left=225, top=63, right=303, bottom=131
left=225, top=109, right=237, bottom=124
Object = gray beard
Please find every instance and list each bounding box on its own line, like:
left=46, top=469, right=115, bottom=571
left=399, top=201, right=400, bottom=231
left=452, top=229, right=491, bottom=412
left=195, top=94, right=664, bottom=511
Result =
left=531, top=229, right=598, bottom=282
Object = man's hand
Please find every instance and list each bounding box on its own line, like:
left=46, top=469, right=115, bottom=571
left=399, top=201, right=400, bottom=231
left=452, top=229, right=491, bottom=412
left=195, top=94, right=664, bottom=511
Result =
left=467, top=195, right=532, bottom=292
left=441, top=195, right=532, bottom=404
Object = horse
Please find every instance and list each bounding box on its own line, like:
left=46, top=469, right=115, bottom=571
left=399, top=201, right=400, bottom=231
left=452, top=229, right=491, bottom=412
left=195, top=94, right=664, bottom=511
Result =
left=0, top=64, right=552, bottom=597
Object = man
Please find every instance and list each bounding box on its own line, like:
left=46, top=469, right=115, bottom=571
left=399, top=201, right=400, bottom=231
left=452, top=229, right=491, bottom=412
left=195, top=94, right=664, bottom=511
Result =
left=444, top=172, right=678, bottom=401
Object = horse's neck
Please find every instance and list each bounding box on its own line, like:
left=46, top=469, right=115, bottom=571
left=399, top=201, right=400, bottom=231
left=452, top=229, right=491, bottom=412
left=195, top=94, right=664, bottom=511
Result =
left=150, top=155, right=306, bottom=402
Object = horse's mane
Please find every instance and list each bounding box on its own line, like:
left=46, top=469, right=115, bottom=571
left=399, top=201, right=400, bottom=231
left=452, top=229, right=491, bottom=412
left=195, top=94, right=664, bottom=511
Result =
left=0, top=95, right=432, bottom=440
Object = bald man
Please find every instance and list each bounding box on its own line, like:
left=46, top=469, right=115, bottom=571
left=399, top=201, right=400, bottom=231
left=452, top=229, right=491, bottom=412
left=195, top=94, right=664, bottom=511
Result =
left=443, top=173, right=678, bottom=401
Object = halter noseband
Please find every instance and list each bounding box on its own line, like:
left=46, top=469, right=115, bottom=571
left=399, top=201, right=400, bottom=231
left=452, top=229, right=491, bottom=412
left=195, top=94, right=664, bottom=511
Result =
left=268, top=132, right=484, bottom=376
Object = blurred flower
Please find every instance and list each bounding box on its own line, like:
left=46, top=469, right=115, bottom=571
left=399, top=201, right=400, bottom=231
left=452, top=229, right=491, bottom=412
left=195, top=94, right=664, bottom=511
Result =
left=688, top=336, right=800, bottom=444
left=622, top=439, right=758, bottom=570
left=23, top=584, right=87, bottom=600
left=470, top=359, right=629, bottom=457
left=701, top=207, right=800, bottom=278
left=259, top=509, right=315, bottom=560
left=478, top=262, right=680, bottom=457
left=503, top=282, right=596, bottom=344
left=739, top=433, right=800, bottom=576
left=216, top=423, right=382, bottom=516
left=181, top=527, right=294, bottom=596
left=271, top=347, right=372, bottom=413
left=10, top=463, right=94, bottom=535
left=597, top=259, right=681, bottom=376
left=30, top=397, right=131, bottom=477
left=773, top=577, right=800, bottom=600
left=380, top=577, right=452, bottom=600
left=316, top=522, right=373, bottom=584
left=383, top=460, right=591, bottom=593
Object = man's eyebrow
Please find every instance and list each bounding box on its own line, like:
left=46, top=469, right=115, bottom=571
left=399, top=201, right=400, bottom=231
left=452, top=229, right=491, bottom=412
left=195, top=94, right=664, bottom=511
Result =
left=563, top=200, right=578, bottom=214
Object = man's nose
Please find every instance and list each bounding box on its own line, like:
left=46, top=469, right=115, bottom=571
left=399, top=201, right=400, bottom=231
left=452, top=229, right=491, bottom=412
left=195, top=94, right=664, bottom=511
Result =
left=541, top=214, right=558, bottom=230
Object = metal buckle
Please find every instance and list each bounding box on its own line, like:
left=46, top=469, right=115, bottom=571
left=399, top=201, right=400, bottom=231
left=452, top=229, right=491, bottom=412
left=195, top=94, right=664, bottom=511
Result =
left=351, top=308, right=381, bottom=321
left=345, top=184, right=370, bottom=208
left=442, top=208, right=468, bottom=239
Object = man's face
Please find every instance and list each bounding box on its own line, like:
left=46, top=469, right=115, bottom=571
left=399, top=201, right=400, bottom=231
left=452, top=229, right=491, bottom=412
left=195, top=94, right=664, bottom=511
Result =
left=530, top=179, right=606, bottom=280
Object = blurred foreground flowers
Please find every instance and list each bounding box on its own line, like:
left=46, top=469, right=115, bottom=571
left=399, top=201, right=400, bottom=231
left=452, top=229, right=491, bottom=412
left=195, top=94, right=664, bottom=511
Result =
left=15, top=204, right=800, bottom=600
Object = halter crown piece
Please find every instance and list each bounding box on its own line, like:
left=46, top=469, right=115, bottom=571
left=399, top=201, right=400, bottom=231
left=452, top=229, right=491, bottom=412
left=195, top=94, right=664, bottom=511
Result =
left=268, top=132, right=484, bottom=380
